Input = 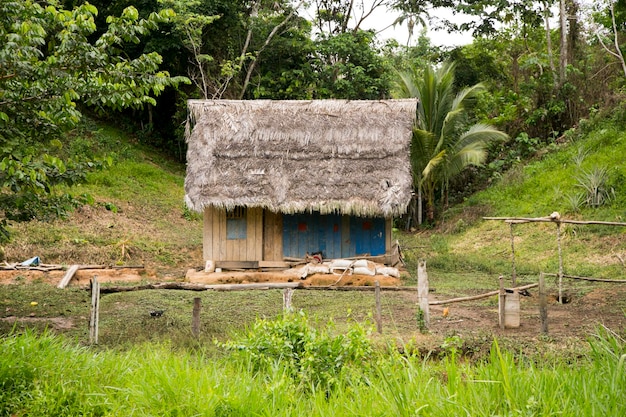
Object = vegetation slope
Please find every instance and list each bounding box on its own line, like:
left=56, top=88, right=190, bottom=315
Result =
left=3, top=108, right=625, bottom=282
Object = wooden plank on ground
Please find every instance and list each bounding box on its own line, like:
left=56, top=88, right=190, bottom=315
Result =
left=57, top=265, right=80, bottom=289
left=215, top=261, right=259, bottom=270
left=258, top=261, right=290, bottom=268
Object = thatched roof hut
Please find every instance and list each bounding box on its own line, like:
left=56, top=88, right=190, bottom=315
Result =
left=184, top=99, right=418, bottom=266
left=185, top=99, right=417, bottom=218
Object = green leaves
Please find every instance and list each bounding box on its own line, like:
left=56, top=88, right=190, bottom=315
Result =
left=219, top=311, right=373, bottom=391
left=0, top=0, right=189, bottom=240
left=394, top=61, right=508, bottom=222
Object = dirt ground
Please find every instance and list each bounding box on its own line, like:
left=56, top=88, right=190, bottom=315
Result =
left=1, top=268, right=625, bottom=342
left=425, top=286, right=626, bottom=341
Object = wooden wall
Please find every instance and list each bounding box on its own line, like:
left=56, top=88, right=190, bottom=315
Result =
left=203, top=207, right=263, bottom=262
left=263, top=210, right=283, bottom=261
left=203, top=207, right=395, bottom=262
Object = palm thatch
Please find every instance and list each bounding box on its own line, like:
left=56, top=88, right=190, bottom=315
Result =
left=185, top=99, right=418, bottom=218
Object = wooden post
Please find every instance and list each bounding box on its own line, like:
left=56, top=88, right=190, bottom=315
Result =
left=89, top=276, right=100, bottom=345
left=556, top=221, right=564, bottom=303
left=58, top=264, right=79, bottom=289
left=417, top=260, right=430, bottom=328
left=498, top=275, right=505, bottom=330
left=192, top=297, right=201, bottom=338
left=539, top=272, right=548, bottom=335
left=510, top=223, right=517, bottom=285
left=283, top=288, right=294, bottom=312
left=374, top=281, right=382, bottom=334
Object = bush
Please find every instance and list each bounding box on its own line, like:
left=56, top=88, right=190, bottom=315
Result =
left=218, top=311, right=373, bottom=390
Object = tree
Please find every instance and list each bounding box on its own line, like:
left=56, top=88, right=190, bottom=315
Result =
left=593, top=0, right=626, bottom=78
left=0, top=0, right=188, bottom=241
left=393, top=62, right=508, bottom=224
left=159, top=0, right=309, bottom=100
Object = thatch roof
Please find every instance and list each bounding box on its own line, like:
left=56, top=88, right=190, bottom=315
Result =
left=184, top=99, right=417, bottom=218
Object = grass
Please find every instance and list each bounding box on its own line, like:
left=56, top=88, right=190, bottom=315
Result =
left=0, top=319, right=624, bottom=416
left=0, top=113, right=625, bottom=414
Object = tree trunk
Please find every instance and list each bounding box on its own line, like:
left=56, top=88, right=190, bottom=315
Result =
left=559, top=0, right=568, bottom=85
left=417, top=186, right=423, bottom=226
left=544, top=1, right=557, bottom=82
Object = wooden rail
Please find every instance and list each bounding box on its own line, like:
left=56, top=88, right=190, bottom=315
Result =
left=483, top=216, right=626, bottom=226
left=428, top=283, right=539, bottom=306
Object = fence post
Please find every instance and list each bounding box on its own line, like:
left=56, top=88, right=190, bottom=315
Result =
left=539, top=272, right=548, bottom=335
left=417, top=260, right=430, bottom=329
left=556, top=221, right=564, bottom=303
left=498, top=275, right=505, bottom=330
left=510, top=223, right=517, bottom=286
left=89, top=276, right=100, bottom=345
left=192, top=297, right=201, bottom=338
left=283, top=288, right=294, bottom=312
left=375, top=281, right=383, bottom=334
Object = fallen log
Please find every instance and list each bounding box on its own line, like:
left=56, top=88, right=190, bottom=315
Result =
left=429, top=283, right=538, bottom=306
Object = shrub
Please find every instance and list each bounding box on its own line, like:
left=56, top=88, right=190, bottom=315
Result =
left=218, top=311, right=373, bottom=390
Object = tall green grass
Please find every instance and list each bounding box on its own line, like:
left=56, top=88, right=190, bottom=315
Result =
left=2, top=316, right=625, bottom=416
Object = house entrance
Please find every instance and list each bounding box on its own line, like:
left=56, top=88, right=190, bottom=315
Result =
left=282, top=213, right=385, bottom=259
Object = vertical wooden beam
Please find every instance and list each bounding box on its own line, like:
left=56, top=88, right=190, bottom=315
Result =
left=192, top=297, right=201, bottom=338
left=510, top=223, right=517, bottom=286
left=253, top=208, right=263, bottom=261
left=374, top=280, right=382, bottom=334
left=283, top=288, right=294, bottom=313
left=203, top=208, right=213, bottom=262
left=539, top=272, right=548, bottom=335
left=556, top=221, right=563, bottom=304
left=89, top=276, right=100, bottom=345
left=263, top=211, right=283, bottom=261
left=417, top=260, right=429, bottom=329
left=217, top=209, right=227, bottom=261
left=385, top=218, right=392, bottom=254
left=498, top=275, right=505, bottom=330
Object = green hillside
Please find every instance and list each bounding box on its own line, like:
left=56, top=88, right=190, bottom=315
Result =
left=2, top=122, right=203, bottom=276
left=2, top=114, right=625, bottom=281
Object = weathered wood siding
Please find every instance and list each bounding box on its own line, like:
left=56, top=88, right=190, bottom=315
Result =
left=203, top=208, right=394, bottom=262
left=203, top=207, right=263, bottom=261
left=263, top=210, right=283, bottom=261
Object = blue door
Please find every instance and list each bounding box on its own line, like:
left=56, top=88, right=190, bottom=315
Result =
left=282, top=213, right=342, bottom=258
left=282, top=213, right=385, bottom=258
left=349, top=217, right=386, bottom=256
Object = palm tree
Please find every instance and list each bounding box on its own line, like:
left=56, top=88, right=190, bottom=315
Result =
left=393, top=61, right=508, bottom=224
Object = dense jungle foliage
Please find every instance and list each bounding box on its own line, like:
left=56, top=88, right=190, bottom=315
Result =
left=1, top=0, right=626, bottom=236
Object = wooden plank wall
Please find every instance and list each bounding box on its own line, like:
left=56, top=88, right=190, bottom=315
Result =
left=263, top=210, right=283, bottom=261
left=246, top=207, right=263, bottom=261
left=203, top=207, right=263, bottom=262
left=385, top=218, right=392, bottom=253
left=203, top=207, right=394, bottom=261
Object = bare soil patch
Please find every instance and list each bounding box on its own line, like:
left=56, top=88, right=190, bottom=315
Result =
left=1, top=316, right=74, bottom=330
left=416, top=285, right=626, bottom=340
left=1, top=268, right=624, bottom=344
left=0, top=268, right=155, bottom=286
